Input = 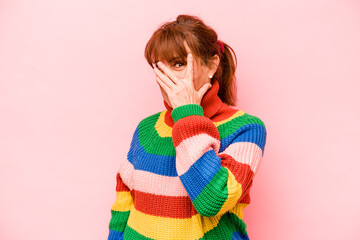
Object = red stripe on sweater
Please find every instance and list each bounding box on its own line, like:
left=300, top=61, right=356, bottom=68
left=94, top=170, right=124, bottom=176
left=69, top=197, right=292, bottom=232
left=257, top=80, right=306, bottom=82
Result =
left=131, top=190, right=199, bottom=218
left=172, top=115, right=220, bottom=147
left=116, top=172, right=130, bottom=192
left=219, top=153, right=255, bottom=203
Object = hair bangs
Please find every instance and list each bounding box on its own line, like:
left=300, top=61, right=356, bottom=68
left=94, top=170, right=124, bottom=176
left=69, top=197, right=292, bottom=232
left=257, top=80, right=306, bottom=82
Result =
left=145, top=26, right=192, bottom=67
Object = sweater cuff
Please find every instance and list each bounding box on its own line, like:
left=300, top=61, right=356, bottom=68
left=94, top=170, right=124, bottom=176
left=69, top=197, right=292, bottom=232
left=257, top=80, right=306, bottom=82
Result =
left=171, top=104, right=204, bottom=123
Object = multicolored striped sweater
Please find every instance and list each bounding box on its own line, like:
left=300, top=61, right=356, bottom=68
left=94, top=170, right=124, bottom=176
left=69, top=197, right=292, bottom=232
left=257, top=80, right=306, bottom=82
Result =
left=108, top=79, right=267, bottom=240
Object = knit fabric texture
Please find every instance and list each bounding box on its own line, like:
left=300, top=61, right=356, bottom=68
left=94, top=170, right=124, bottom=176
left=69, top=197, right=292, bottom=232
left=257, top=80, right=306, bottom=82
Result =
left=107, top=79, right=267, bottom=240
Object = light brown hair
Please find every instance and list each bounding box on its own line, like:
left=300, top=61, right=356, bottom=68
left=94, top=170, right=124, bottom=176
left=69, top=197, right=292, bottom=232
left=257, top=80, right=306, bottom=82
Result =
left=144, top=14, right=238, bottom=106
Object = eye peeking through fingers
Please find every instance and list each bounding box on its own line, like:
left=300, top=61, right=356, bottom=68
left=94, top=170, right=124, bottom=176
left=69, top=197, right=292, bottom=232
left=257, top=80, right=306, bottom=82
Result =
left=174, top=62, right=183, bottom=67
left=173, top=62, right=186, bottom=69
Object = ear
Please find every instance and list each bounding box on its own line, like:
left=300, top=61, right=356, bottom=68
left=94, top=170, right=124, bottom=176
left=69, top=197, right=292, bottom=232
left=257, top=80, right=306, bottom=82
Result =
left=208, top=54, right=220, bottom=75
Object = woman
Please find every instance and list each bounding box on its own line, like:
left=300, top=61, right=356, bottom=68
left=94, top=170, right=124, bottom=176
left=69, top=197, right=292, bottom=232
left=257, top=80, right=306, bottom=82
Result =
left=108, top=14, right=267, bottom=240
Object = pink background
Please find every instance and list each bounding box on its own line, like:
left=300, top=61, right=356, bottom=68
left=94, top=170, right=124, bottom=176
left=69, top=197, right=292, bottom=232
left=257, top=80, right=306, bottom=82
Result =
left=1, top=0, right=359, bottom=239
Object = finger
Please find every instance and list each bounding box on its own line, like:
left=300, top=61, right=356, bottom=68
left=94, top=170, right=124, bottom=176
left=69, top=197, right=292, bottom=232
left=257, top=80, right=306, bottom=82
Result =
left=197, top=83, right=212, bottom=98
left=156, top=76, right=171, bottom=94
left=152, top=63, right=175, bottom=89
left=185, top=53, right=194, bottom=84
left=156, top=61, right=179, bottom=85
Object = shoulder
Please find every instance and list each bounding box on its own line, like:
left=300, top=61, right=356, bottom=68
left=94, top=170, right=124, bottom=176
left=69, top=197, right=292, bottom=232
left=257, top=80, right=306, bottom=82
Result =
left=129, top=110, right=166, bottom=140
left=219, top=106, right=267, bottom=150
left=137, top=110, right=164, bottom=128
left=218, top=105, right=266, bottom=130
left=126, top=110, right=164, bottom=159
left=238, top=110, right=266, bottom=129
left=126, top=110, right=163, bottom=144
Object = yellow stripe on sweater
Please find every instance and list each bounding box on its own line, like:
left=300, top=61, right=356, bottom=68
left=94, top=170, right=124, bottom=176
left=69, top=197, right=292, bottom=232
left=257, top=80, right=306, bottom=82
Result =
left=127, top=207, right=223, bottom=240
left=213, top=110, right=245, bottom=127
left=216, top=168, right=243, bottom=216
left=111, top=191, right=133, bottom=212
left=155, top=111, right=173, bottom=138
left=228, top=203, right=248, bottom=219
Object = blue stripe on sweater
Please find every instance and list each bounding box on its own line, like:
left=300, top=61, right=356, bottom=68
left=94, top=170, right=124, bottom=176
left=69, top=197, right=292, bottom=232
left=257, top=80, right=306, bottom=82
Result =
left=126, top=123, right=266, bottom=177
left=220, top=124, right=267, bottom=154
left=231, top=231, right=249, bottom=240
left=179, top=149, right=222, bottom=201
left=108, top=229, right=124, bottom=240
left=127, top=127, right=178, bottom=177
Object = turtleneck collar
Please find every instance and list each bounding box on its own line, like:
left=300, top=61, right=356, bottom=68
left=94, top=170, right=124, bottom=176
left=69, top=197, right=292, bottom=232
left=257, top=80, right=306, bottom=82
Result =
left=163, top=79, right=224, bottom=126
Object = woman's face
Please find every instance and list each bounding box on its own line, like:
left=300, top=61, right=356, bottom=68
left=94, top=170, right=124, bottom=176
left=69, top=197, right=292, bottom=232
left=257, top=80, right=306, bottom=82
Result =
left=157, top=41, right=219, bottom=108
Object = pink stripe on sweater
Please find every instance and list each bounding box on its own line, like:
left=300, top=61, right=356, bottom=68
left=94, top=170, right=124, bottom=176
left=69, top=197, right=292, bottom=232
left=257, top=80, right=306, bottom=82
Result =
left=133, top=170, right=188, bottom=196
left=117, top=158, right=135, bottom=190
left=119, top=158, right=188, bottom=196
left=222, top=141, right=263, bottom=176
left=175, top=133, right=221, bottom=176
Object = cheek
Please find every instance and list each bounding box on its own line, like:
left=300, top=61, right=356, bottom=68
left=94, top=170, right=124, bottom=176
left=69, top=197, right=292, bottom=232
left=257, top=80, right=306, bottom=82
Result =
left=192, top=64, right=200, bottom=78
left=194, top=68, right=199, bottom=78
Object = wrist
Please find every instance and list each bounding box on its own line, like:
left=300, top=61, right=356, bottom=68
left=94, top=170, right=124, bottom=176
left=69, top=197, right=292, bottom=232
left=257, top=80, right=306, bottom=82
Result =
left=171, top=104, right=204, bottom=123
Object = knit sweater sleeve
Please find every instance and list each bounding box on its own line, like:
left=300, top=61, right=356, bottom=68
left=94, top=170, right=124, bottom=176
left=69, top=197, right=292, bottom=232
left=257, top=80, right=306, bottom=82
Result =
left=171, top=103, right=267, bottom=217
left=108, top=125, right=138, bottom=240
left=107, top=172, right=133, bottom=240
